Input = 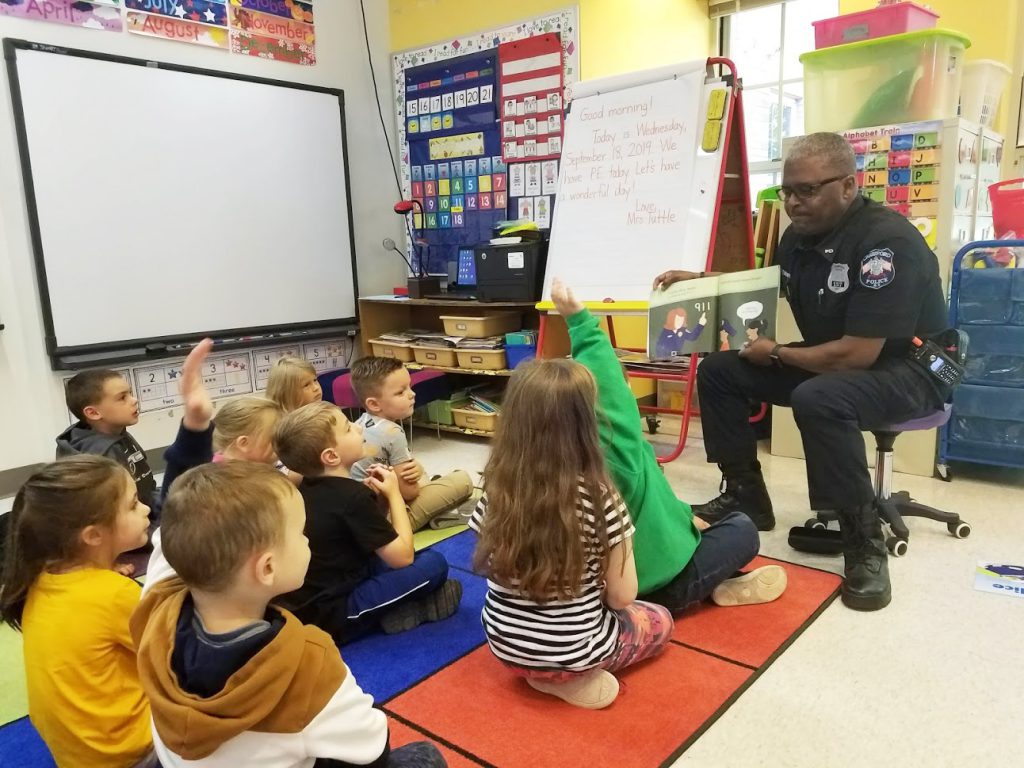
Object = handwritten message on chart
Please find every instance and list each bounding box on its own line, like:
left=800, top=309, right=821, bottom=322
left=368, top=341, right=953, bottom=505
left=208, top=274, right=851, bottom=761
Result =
left=546, top=72, right=703, bottom=301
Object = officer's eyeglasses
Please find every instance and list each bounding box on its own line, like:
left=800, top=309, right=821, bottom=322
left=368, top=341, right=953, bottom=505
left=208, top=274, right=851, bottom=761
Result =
left=778, top=175, right=850, bottom=202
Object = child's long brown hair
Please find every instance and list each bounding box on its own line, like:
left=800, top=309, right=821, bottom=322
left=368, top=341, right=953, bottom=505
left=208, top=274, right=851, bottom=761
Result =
left=0, top=456, right=128, bottom=631
left=472, top=359, right=622, bottom=601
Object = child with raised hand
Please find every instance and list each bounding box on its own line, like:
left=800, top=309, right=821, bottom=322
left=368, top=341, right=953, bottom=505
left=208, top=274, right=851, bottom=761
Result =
left=266, top=357, right=322, bottom=412
left=0, top=455, right=155, bottom=768
left=349, top=356, right=473, bottom=530
left=470, top=359, right=673, bottom=710
left=273, top=402, right=461, bottom=642
left=133, top=461, right=448, bottom=767
left=549, top=279, right=786, bottom=611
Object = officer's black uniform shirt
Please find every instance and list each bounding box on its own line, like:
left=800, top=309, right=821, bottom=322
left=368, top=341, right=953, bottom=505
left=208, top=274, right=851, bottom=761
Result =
left=775, top=196, right=947, bottom=359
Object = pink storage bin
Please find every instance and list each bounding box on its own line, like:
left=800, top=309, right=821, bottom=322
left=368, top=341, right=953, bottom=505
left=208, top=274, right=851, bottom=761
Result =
left=813, top=2, right=938, bottom=49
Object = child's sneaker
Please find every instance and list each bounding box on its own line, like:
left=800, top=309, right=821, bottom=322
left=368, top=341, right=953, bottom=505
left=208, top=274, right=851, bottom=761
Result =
left=380, top=578, right=463, bottom=634
left=428, top=493, right=480, bottom=530
left=711, top=565, right=787, bottom=607
left=526, top=669, right=619, bottom=709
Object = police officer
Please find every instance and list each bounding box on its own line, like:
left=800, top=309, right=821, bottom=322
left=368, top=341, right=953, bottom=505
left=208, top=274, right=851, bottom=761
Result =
left=653, top=132, right=949, bottom=611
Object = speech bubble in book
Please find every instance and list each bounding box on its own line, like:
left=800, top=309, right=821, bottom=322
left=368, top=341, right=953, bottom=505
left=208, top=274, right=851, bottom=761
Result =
left=736, top=301, right=764, bottom=321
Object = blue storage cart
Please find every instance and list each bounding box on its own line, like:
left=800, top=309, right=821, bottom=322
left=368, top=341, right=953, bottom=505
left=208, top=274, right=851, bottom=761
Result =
left=938, top=239, right=1024, bottom=479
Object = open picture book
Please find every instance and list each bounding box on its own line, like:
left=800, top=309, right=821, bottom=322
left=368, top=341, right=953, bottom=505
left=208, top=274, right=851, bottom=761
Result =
left=647, top=266, right=781, bottom=359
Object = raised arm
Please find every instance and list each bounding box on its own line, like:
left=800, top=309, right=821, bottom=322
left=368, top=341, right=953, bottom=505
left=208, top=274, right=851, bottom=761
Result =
left=550, top=279, right=646, bottom=472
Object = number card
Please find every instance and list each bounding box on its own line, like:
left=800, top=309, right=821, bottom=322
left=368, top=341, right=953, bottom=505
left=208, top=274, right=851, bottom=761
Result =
left=254, top=346, right=301, bottom=390
left=302, top=339, right=351, bottom=372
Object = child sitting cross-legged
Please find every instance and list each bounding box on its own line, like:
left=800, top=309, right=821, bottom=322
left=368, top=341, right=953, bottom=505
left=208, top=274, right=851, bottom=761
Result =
left=470, top=359, right=674, bottom=710
left=349, top=357, right=473, bottom=530
left=133, top=461, right=447, bottom=767
left=550, top=279, right=787, bottom=611
left=273, top=401, right=462, bottom=642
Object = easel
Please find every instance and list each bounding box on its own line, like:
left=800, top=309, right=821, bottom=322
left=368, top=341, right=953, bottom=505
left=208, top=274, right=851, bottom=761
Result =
left=536, top=57, right=754, bottom=463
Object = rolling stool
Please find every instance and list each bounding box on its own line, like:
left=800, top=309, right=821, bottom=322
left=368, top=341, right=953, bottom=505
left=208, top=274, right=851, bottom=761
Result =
left=805, top=404, right=971, bottom=557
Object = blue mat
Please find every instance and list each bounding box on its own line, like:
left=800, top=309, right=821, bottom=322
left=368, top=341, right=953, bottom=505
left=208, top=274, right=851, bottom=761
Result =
left=343, top=571, right=486, bottom=703
left=0, top=718, right=55, bottom=768
left=427, top=527, right=478, bottom=573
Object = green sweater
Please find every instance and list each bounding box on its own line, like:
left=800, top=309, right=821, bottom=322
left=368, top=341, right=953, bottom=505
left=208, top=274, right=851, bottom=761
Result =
left=567, top=308, right=700, bottom=593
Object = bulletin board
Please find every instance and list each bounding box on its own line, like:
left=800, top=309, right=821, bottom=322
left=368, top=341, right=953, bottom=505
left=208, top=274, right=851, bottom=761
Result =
left=403, top=50, right=507, bottom=274
left=392, top=8, right=579, bottom=273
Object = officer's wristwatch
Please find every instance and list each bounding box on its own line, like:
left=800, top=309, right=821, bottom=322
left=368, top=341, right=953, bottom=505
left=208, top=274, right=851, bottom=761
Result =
left=769, top=343, right=784, bottom=367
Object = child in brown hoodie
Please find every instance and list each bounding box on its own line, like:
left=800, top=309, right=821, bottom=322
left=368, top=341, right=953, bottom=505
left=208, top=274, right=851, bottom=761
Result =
left=131, top=461, right=446, bottom=768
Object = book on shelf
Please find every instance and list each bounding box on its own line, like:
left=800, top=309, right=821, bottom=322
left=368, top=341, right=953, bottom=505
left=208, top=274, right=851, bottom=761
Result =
left=647, top=266, right=781, bottom=359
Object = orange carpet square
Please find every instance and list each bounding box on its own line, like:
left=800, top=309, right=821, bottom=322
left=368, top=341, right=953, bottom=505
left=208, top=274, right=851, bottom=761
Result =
left=672, top=555, right=841, bottom=668
left=385, top=644, right=752, bottom=768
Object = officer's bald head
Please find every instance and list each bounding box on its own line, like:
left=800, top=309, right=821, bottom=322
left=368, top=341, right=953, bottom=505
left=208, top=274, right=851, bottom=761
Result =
left=782, top=133, right=859, bottom=236
left=787, top=133, right=856, bottom=177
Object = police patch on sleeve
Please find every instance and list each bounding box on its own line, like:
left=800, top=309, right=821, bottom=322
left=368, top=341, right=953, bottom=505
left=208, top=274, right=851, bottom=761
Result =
left=860, top=248, right=895, bottom=290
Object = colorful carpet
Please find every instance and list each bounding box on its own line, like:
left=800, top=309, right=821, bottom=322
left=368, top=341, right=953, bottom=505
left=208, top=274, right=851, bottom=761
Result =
left=0, top=529, right=841, bottom=767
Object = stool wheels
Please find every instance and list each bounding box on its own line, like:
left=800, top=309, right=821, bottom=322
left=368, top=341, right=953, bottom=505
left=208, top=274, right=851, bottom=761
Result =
left=805, top=517, right=827, bottom=530
left=645, top=415, right=660, bottom=435
left=886, top=537, right=909, bottom=557
left=948, top=521, right=971, bottom=539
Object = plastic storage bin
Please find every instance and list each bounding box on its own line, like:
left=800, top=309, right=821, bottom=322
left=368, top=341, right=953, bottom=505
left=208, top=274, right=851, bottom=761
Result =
left=455, top=348, right=508, bottom=370
left=451, top=406, right=498, bottom=432
left=368, top=339, right=415, bottom=362
left=412, top=345, right=459, bottom=367
left=506, top=344, right=537, bottom=368
left=947, top=384, right=1024, bottom=466
left=989, top=179, right=1024, bottom=239
left=440, top=312, right=521, bottom=338
left=812, top=2, right=938, bottom=49
left=801, top=29, right=970, bottom=132
left=960, top=59, right=1011, bottom=127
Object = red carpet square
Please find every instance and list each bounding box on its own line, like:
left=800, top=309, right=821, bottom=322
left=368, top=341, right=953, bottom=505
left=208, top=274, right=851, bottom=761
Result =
left=672, top=555, right=841, bottom=668
left=386, top=644, right=751, bottom=768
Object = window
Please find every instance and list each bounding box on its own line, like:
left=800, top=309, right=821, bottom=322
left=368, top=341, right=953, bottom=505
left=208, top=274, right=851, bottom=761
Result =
left=723, top=0, right=839, bottom=207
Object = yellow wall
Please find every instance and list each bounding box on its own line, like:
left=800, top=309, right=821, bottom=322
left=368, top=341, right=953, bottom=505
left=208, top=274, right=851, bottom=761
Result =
left=839, top=0, right=1021, bottom=136
left=389, top=0, right=715, bottom=79
left=389, top=0, right=716, bottom=392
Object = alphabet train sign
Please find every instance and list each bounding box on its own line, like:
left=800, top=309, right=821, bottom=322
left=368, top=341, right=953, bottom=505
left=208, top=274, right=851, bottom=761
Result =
left=0, top=0, right=317, bottom=66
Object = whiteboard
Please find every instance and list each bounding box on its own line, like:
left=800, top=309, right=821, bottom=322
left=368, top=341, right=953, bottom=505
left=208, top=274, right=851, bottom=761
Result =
left=543, top=61, right=731, bottom=302
left=8, top=42, right=357, bottom=353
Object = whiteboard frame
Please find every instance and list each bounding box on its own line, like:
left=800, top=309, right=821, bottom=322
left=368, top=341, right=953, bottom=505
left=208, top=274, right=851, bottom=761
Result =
left=4, top=38, right=360, bottom=368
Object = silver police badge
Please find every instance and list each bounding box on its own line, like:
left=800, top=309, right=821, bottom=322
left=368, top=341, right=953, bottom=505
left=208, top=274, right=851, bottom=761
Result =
left=860, top=248, right=895, bottom=290
left=827, top=263, right=850, bottom=293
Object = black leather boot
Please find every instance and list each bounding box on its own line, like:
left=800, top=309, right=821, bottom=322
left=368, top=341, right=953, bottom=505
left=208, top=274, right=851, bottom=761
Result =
left=836, top=502, right=891, bottom=611
left=692, top=464, right=775, bottom=531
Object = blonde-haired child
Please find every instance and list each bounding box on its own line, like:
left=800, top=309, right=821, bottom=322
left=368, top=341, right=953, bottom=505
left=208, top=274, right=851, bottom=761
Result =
left=1, top=455, right=155, bottom=768
left=266, top=357, right=322, bottom=412
left=212, top=396, right=284, bottom=465
left=470, top=359, right=673, bottom=710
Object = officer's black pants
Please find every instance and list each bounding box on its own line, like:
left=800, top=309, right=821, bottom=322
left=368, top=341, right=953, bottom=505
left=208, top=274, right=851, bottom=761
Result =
left=697, top=351, right=945, bottom=510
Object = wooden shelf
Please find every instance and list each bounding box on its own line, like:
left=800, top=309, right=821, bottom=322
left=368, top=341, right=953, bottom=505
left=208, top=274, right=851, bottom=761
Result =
left=406, top=362, right=513, bottom=377
left=412, top=420, right=495, bottom=438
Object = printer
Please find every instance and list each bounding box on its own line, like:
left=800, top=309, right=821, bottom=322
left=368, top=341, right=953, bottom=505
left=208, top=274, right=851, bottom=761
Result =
left=473, top=240, right=547, bottom=302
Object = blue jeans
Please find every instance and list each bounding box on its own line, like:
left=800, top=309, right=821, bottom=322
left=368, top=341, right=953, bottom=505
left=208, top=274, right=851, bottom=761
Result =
left=642, top=511, right=759, bottom=614
left=337, top=550, right=449, bottom=640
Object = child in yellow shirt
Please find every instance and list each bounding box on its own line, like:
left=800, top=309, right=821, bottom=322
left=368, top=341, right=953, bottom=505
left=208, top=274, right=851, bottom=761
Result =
left=0, top=455, right=155, bottom=768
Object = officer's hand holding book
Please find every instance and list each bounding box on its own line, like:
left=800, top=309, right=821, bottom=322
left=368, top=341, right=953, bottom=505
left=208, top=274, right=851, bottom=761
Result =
left=738, top=337, right=777, bottom=367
